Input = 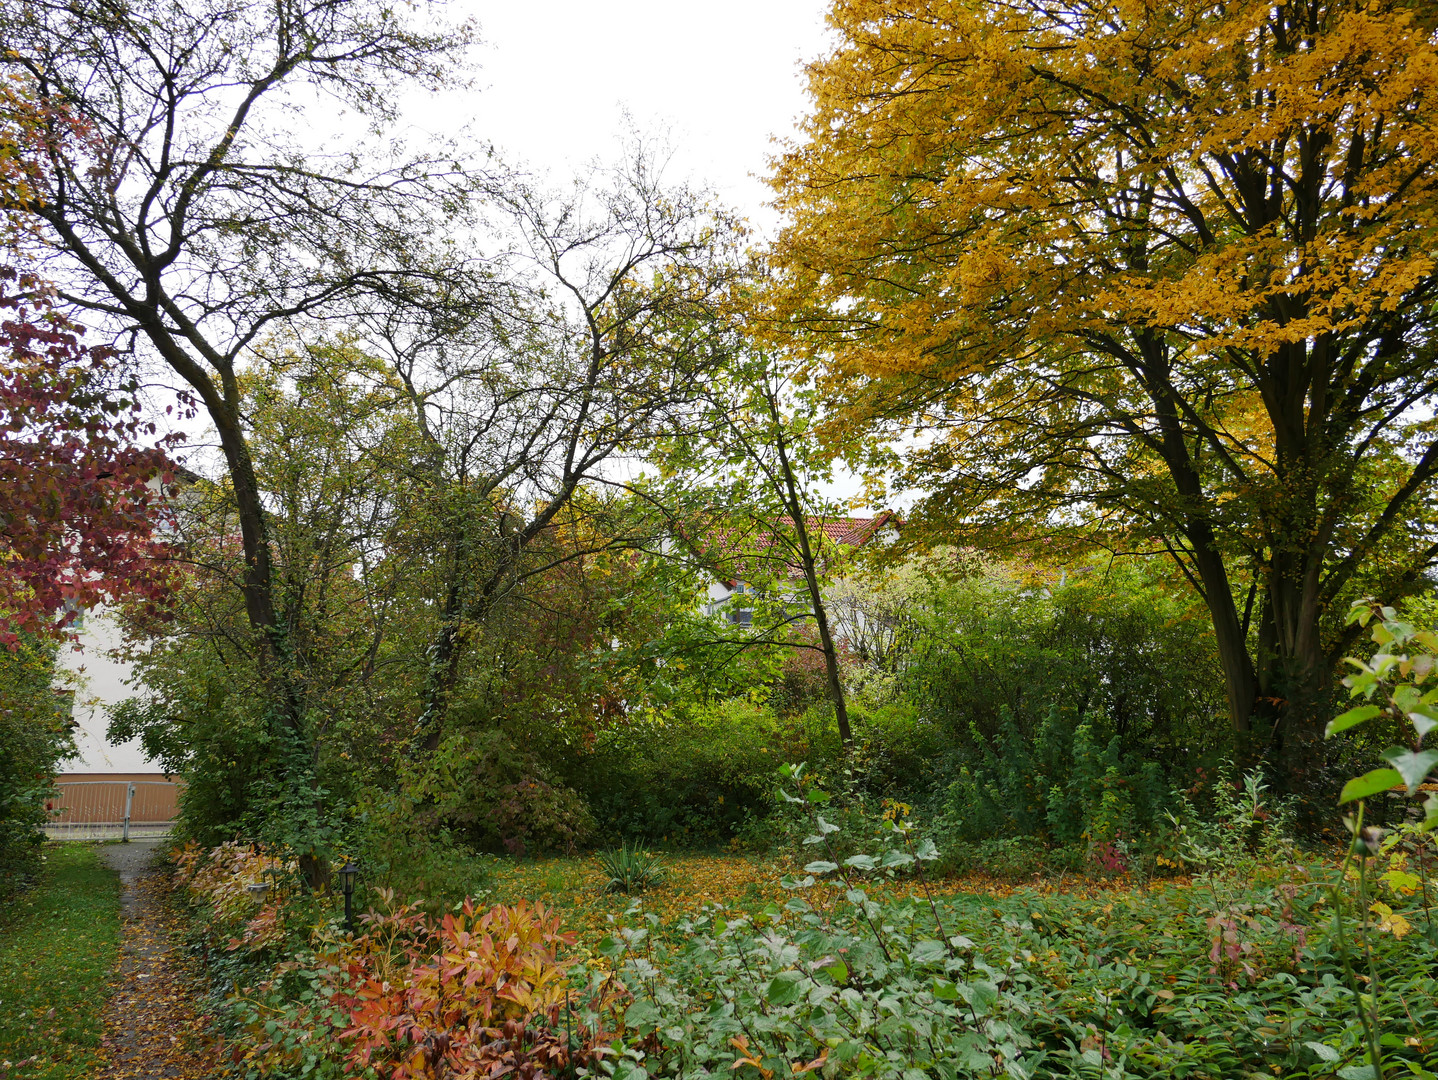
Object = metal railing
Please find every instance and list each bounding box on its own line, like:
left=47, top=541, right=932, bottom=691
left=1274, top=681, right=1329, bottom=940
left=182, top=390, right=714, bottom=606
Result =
left=42, top=780, right=180, bottom=841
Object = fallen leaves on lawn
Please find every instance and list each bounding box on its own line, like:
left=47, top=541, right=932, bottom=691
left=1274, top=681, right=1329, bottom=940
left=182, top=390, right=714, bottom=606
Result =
left=481, top=852, right=1188, bottom=953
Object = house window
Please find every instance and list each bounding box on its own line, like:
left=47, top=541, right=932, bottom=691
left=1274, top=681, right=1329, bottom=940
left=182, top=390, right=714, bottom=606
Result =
left=729, top=582, right=753, bottom=626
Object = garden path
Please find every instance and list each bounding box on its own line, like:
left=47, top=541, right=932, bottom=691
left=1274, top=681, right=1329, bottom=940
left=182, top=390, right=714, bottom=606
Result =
left=94, top=842, right=220, bottom=1079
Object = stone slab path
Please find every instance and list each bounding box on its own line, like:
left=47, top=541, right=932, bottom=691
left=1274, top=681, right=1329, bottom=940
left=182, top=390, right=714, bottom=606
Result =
left=94, top=842, right=221, bottom=1079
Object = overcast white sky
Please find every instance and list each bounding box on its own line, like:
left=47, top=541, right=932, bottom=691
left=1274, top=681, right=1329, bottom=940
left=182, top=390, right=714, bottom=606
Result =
left=425, top=0, right=834, bottom=236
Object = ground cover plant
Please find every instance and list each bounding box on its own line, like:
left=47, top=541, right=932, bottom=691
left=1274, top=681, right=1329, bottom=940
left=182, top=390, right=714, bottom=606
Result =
left=0, top=843, right=121, bottom=1079
left=168, top=760, right=1438, bottom=1080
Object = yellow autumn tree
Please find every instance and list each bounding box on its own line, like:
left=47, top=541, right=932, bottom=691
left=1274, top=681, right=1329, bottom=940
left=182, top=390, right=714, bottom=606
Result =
left=766, top=0, right=1438, bottom=779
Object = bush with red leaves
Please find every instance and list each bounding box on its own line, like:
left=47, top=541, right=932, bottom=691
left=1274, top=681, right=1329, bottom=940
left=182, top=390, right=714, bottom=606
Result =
left=0, top=270, right=182, bottom=642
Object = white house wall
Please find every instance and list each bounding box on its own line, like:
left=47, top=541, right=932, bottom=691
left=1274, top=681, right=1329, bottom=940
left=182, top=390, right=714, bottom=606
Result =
left=55, top=605, right=156, bottom=773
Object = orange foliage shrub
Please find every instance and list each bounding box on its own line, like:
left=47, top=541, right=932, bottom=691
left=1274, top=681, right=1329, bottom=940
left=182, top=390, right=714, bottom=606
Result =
left=174, top=843, right=623, bottom=1077
left=173, top=839, right=295, bottom=948
left=341, top=899, right=622, bottom=1079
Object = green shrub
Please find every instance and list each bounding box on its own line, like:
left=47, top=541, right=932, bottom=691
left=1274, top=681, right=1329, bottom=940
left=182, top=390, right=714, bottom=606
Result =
left=902, top=560, right=1228, bottom=799
left=935, top=705, right=1176, bottom=862
left=566, top=699, right=841, bottom=845
left=399, top=728, right=596, bottom=857
left=106, top=650, right=277, bottom=848
left=0, top=637, right=71, bottom=899
left=841, top=699, right=948, bottom=798
left=595, top=841, right=667, bottom=893
left=355, top=792, right=494, bottom=915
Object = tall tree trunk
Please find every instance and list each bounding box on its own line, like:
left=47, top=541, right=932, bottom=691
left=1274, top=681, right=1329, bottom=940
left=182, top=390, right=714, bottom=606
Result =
left=797, top=540, right=853, bottom=747
left=1253, top=545, right=1334, bottom=794
left=767, top=392, right=852, bottom=747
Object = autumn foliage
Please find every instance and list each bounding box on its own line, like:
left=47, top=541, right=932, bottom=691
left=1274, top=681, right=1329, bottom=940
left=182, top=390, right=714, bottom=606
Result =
left=342, top=899, right=622, bottom=1080
left=175, top=842, right=624, bottom=1080
left=767, top=0, right=1438, bottom=766
left=2, top=78, right=180, bottom=642
left=0, top=274, right=180, bottom=642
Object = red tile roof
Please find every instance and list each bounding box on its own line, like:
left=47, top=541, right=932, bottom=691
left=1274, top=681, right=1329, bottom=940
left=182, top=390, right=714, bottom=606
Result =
left=812, top=513, right=901, bottom=547
left=700, top=512, right=902, bottom=582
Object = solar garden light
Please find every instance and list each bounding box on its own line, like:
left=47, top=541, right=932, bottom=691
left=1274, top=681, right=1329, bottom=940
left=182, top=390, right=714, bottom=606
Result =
left=245, top=880, right=269, bottom=900
left=340, top=860, right=358, bottom=933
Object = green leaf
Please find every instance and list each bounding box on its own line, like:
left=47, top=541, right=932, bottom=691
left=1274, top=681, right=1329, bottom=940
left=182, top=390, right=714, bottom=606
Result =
left=1423, top=792, right=1438, bottom=831
left=805, top=787, right=831, bottom=804
left=804, top=860, right=838, bottom=875
left=961, top=980, right=999, bottom=1014
left=1326, top=704, right=1384, bottom=738
left=1339, top=768, right=1403, bottom=803
left=879, top=849, right=915, bottom=869
left=598, top=935, right=625, bottom=959
left=909, top=939, right=947, bottom=964
left=931, top=978, right=960, bottom=1001
left=1409, top=705, right=1438, bottom=741
left=624, top=999, right=660, bottom=1033
left=914, top=838, right=940, bottom=861
left=1303, top=1041, right=1340, bottom=1063
left=843, top=854, right=877, bottom=871
left=821, top=959, right=848, bottom=983
left=1379, top=869, right=1422, bottom=894
left=1381, top=747, right=1438, bottom=793
left=764, top=970, right=803, bottom=1006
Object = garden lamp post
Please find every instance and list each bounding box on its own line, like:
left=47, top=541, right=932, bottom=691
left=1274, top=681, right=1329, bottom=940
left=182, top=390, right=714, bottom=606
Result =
left=340, top=860, right=358, bottom=933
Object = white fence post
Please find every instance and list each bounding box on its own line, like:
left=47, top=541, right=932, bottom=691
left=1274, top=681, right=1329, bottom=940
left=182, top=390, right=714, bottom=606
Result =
left=123, top=782, right=135, bottom=842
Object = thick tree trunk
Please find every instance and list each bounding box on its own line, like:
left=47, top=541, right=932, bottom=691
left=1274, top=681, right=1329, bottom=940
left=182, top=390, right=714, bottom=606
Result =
left=414, top=584, right=474, bottom=756
left=1254, top=548, right=1334, bottom=794
left=211, top=412, right=282, bottom=648
left=208, top=403, right=313, bottom=734
left=1189, top=534, right=1260, bottom=740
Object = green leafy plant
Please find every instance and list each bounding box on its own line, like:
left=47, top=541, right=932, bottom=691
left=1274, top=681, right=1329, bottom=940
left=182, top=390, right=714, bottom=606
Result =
left=1328, top=600, right=1438, bottom=821
left=1323, top=599, right=1438, bottom=1080
left=1161, top=763, right=1296, bottom=874
left=580, top=763, right=1438, bottom=1079
left=0, top=635, right=70, bottom=898
left=595, top=842, right=668, bottom=894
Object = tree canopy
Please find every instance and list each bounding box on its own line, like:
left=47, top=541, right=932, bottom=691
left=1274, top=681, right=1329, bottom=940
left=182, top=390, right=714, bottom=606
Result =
left=1, top=72, right=178, bottom=644
left=767, top=0, right=1438, bottom=772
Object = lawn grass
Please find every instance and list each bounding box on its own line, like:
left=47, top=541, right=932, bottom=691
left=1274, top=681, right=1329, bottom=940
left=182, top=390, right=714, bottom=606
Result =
left=0, top=843, right=120, bottom=1079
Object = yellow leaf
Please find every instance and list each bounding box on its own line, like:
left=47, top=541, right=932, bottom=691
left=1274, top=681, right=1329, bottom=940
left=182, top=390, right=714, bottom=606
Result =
left=1370, top=901, right=1413, bottom=939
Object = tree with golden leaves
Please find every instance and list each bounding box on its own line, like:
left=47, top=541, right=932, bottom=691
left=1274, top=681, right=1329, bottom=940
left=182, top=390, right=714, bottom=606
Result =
left=768, top=0, right=1438, bottom=779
